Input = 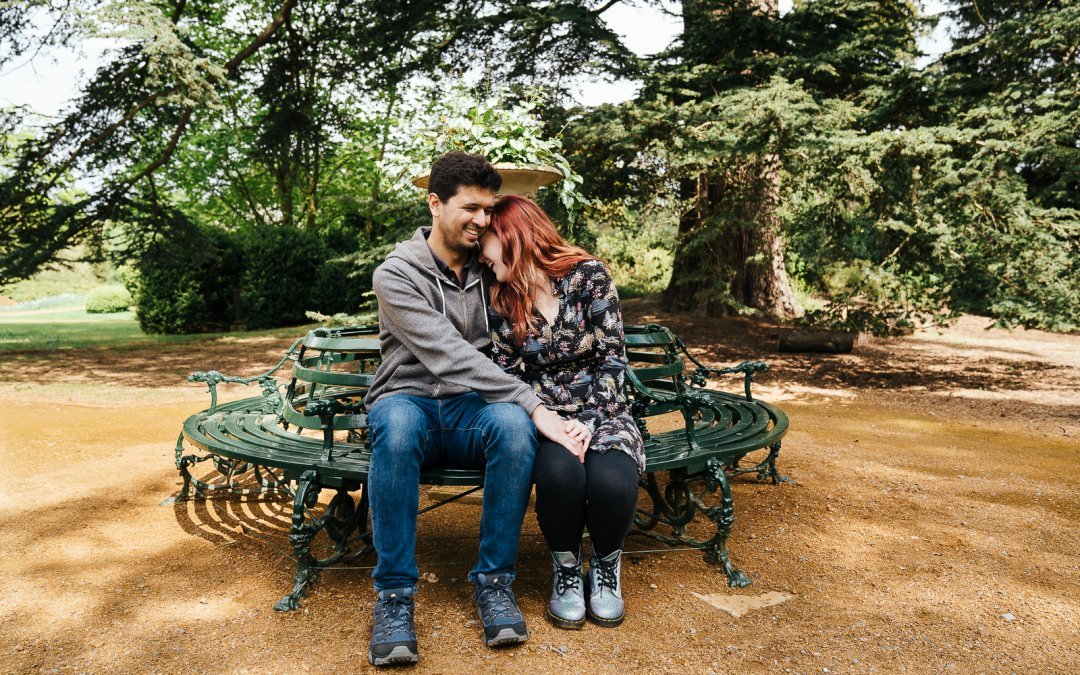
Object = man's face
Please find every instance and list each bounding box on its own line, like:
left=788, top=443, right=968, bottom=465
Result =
left=428, top=185, right=496, bottom=256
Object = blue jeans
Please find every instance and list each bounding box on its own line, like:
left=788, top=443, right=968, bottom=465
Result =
left=366, top=392, right=537, bottom=591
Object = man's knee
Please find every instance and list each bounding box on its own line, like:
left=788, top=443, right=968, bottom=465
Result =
left=479, top=403, right=536, bottom=455
left=480, top=402, right=534, bottom=435
left=369, top=397, right=428, bottom=455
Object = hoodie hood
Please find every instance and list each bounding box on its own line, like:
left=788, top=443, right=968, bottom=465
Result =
left=389, top=227, right=485, bottom=287
left=363, top=227, right=541, bottom=413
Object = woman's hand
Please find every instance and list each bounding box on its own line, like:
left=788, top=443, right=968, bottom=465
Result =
left=531, top=406, right=585, bottom=459
left=563, top=419, right=592, bottom=462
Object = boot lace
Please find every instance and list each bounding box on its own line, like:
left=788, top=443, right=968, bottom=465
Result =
left=374, top=594, right=414, bottom=639
left=594, top=558, right=618, bottom=594
left=477, top=582, right=519, bottom=623
left=554, top=565, right=582, bottom=595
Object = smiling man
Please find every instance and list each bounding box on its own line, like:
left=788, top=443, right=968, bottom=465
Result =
left=363, top=152, right=582, bottom=666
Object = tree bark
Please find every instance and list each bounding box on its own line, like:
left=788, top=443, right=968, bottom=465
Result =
left=662, top=0, right=802, bottom=320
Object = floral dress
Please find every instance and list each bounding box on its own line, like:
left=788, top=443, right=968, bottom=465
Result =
left=488, top=259, right=646, bottom=475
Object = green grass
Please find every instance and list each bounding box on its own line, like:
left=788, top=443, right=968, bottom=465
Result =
left=0, top=302, right=316, bottom=352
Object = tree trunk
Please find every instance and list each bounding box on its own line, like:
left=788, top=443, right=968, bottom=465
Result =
left=663, top=161, right=802, bottom=319
left=662, top=0, right=802, bottom=320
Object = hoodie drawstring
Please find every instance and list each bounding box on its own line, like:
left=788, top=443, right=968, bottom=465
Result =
left=480, top=278, right=490, bottom=334
left=436, top=277, right=447, bottom=316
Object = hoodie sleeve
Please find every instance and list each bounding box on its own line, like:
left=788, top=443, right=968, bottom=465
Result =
left=373, top=262, right=543, bottom=414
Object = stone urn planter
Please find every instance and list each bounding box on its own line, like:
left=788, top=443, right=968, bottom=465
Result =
left=412, top=163, right=563, bottom=198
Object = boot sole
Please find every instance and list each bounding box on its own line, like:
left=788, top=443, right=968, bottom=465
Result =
left=545, top=606, right=585, bottom=630
left=368, top=645, right=419, bottom=666
left=586, top=608, right=624, bottom=627
left=484, top=626, right=529, bottom=647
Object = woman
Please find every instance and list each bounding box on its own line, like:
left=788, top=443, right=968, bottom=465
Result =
left=480, top=195, right=645, bottom=629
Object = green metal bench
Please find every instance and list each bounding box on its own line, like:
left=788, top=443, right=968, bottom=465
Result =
left=175, top=323, right=789, bottom=611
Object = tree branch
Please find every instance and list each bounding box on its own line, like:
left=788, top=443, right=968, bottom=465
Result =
left=593, top=0, right=624, bottom=15
left=115, top=106, right=194, bottom=195
left=170, top=0, right=188, bottom=24
left=225, top=0, right=299, bottom=77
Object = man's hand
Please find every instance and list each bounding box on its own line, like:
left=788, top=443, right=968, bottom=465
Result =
left=531, top=406, right=586, bottom=462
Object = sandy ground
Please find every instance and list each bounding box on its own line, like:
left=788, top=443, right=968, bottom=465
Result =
left=0, top=299, right=1078, bottom=673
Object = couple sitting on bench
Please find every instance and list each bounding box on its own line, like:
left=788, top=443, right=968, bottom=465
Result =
left=365, top=151, right=644, bottom=665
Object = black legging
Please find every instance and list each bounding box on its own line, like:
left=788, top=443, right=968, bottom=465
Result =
left=533, top=439, right=640, bottom=558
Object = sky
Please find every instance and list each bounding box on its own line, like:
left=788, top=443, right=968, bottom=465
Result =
left=1, top=0, right=949, bottom=116
left=0, top=1, right=791, bottom=116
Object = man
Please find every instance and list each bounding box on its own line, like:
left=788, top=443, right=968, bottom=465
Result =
left=364, top=151, right=583, bottom=666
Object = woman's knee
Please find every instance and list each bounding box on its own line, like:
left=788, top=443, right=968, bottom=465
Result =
left=534, top=440, right=585, bottom=489
left=585, top=451, right=640, bottom=505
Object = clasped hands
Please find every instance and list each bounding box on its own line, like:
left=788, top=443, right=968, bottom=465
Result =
left=530, top=406, right=592, bottom=463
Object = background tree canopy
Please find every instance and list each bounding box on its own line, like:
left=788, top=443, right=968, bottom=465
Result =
left=1, top=0, right=1076, bottom=334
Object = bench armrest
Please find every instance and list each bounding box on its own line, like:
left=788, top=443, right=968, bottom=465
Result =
left=690, top=360, right=769, bottom=401
left=670, top=334, right=769, bottom=401
left=188, top=337, right=303, bottom=413
left=303, top=398, right=367, bottom=462
left=624, top=366, right=682, bottom=404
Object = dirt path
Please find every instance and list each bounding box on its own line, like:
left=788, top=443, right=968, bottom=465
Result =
left=1, top=302, right=1078, bottom=673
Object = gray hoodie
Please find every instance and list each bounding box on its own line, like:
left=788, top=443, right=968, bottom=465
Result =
left=364, top=227, right=544, bottom=413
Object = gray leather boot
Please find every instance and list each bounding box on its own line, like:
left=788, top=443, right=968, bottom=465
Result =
left=587, top=549, right=625, bottom=626
left=546, top=549, right=586, bottom=629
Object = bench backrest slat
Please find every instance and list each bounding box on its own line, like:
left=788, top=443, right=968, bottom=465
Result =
left=292, top=362, right=377, bottom=388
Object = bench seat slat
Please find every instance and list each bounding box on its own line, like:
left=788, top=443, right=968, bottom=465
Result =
left=184, top=385, right=784, bottom=482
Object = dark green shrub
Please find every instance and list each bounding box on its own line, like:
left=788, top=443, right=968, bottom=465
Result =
left=239, top=225, right=369, bottom=329
left=85, top=284, right=132, bottom=313
left=308, top=225, right=373, bottom=316
left=131, top=221, right=242, bottom=334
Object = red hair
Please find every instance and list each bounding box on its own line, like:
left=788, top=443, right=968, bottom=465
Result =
left=488, top=196, right=598, bottom=345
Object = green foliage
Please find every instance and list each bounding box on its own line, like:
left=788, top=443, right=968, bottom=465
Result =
left=409, top=84, right=590, bottom=219
left=130, top=219, right=242, bottom=334
left=239, top=225, right=370, bottom=330
left=561, top=0, right=1078, bottom=332
left=3, top=0, right=1076, bottom=333
left=85, top=284, right=132, bottom=314
left=0, top=0, right=637, bottom=282
left=589, top=201, right=677, bottom=297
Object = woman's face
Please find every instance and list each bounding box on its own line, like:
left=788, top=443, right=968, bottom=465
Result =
left=479, top=231, right=510, bottom=283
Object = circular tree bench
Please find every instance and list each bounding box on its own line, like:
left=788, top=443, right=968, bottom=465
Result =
left=175, top=323, right=789, bottom=611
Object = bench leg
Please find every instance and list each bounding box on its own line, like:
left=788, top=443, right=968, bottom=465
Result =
left=628, top=466, right=751, bottom=588
left=170, top=433, right=198, bottom=503
left=761, top=441, right=791, bottom=485
left=703, top=459, right=753, bottom=588
left=275, top=472, right=323, bottom=612
left=726, top=441, right=792, bottom=485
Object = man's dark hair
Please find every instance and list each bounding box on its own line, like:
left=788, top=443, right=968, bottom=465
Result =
left=428, top=151, right=502, bottom=201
